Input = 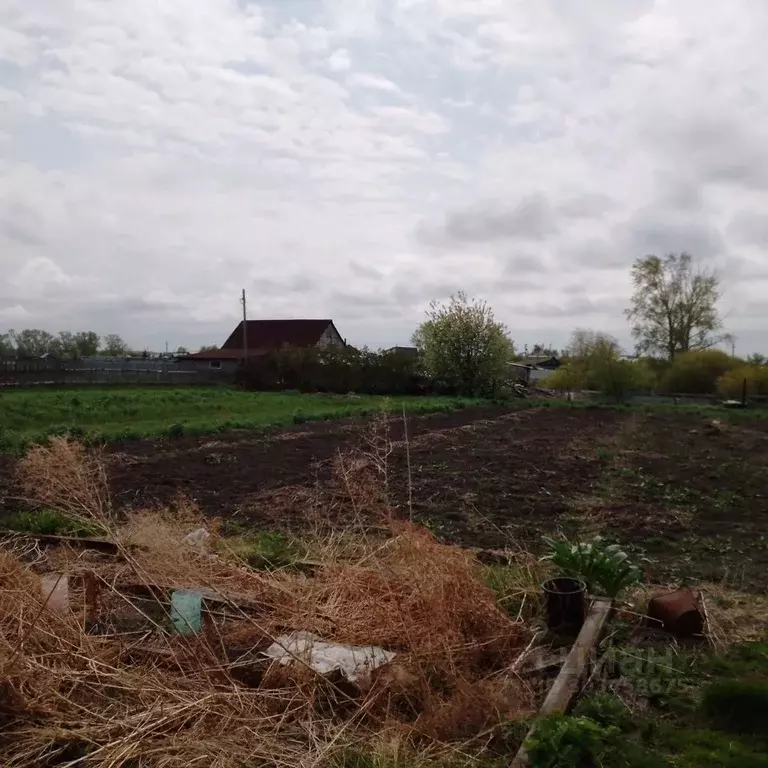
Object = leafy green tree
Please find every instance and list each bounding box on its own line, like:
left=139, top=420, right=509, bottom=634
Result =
left=9, top=328, right=57, bottom=357
left=198, top=345, right=220, bottom=353
left=412, top=291, right=514, bottom=396
left=102, top=334, right=130, bottom=357
left=73, top=331, right=100, bottom=357
left=0, top=333, right=13, bottom=356
left=745, top=353, right=767, bottom=366
left=53, top=331, right=76, bottom=358
left=545, top=329, right=652, bottom=401
left=662, top=349, right=740, bottom=394
left=50, top=331, right=100, bottom=358
left=525, top=343, right=560, bottom=357
left=626, top=253, right=725, bottom=360
left=717, top=365, right=768, bottom=399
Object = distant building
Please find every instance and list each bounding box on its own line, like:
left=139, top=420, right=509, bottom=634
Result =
left=511, top=355, right=562, bottom=384
left=181, top=319, right=345, bottom=372
left=385, top=346, right=420, bottom=359
left=516, top=355, right=561, bottom=370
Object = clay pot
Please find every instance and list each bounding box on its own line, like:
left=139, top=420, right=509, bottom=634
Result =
left=647, top=587, right=704, bottom=637
left=542, top=577, right=587, bottom=634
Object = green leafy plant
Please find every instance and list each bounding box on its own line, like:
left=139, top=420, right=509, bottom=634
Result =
left=526, top=715, right=665, bottom=768
left=574, top=693, right=632, bottom=731
left=542, top=535, right=642, bottom=597
left=166, top=422, right=185, bottom=439
left=701, top=679, right=768, bottom=736
left=1, top=509, right=98, bottom=537
left=525, top=715, right=620, bottom=767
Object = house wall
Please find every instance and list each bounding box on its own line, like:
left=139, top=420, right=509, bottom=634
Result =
left=316, top=324, right=344, bottom=348
left=530, top=368, right=554, bottom=383
left=177, top=359, right=240, bottom=375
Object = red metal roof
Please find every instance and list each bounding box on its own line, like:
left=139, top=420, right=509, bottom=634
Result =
left=221, top=319, right=339, bottom=351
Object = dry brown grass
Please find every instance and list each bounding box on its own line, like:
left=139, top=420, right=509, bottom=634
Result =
left=1, top=437, right=536, bottom=767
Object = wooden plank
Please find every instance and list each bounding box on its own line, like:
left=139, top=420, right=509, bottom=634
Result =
left=511, top=598, right=613, bottom=768
left=1, top=531, right=122, bottom=555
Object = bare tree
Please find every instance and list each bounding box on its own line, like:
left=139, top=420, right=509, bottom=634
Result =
left=625, top=253, right=725, bottom=360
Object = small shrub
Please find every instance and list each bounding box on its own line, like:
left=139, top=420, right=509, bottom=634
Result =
left=293, top=410, right=308, bottom=424
left=574, top=693, right=632, bottom=731
left=166, top=422, right=185, bottom=439
left=525, top=715, right=619, bottom=767
left=541, top=536, right=642, bottom=597
left=717, top=365, right=768, bottom=400
left=702, top=679, right=768, bottom=735
left=526, top=714, right=665, bottom=768
left=662, top=350, right=740, bottom=395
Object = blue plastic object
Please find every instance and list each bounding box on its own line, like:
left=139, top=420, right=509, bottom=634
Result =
left=170, top=589, right=202, bottom=635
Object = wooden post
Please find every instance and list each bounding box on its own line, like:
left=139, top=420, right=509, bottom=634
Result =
left=511, top=598, right=613, bottom=767
left=241, top=289, right=249, bottom=367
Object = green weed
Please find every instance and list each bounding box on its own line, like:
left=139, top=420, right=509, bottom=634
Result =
left=525, top=715, right=665, bottom=768
left=1, top=509, right=98, bottom=537
left=219, top=530, right=307, bottom=570
left=701, top=679, right=768, bottom=736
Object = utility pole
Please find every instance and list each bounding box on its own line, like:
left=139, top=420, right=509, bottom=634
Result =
left=240, top=289, right=248, bottom=366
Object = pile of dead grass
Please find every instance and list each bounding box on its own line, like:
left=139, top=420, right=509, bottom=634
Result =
left=0, top=437, right=536, bottom=767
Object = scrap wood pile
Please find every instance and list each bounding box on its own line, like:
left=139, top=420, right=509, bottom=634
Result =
left=0, top=439, right=536, bottom=767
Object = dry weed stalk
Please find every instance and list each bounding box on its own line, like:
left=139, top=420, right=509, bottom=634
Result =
left=0, top=434, right=537, bottom=766
left=17, top=437, right=114, bottom=535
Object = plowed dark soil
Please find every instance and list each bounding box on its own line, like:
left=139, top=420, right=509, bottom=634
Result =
left=2, top=405, right=767, bottom=590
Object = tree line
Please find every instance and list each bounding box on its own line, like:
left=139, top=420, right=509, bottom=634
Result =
left=412, top=253, right=765, bottom=400
left=0, top=330, right=132, bottom=359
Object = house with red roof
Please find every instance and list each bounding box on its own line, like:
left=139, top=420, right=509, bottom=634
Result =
left=181, top=319, right=345, bottom=372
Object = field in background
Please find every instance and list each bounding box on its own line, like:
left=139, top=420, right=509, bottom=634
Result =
left=0, top=386, right=476, bottom=453
left=0, top=403, right=756, bottom=591
left=2, top=408, right=767, bottom=765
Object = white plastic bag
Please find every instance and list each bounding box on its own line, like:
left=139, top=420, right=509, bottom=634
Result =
left=265, top=631, right=396, bottom=682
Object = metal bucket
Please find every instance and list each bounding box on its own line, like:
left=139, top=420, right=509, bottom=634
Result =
left=647, top=587, right=703, bottom=637
left=542, top=577, right=587, bottom=633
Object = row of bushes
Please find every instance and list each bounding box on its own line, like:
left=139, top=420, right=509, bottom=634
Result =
left=235, top=346, right=438, bottom=395
left=234, top=344, right=764, bottom=400
left=657, top=350, right=768, bottom=398
left=546, top=348, right=768, bottom=400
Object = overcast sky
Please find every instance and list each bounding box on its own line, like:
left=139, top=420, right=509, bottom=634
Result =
left=2, top=0, right=767, bottom=354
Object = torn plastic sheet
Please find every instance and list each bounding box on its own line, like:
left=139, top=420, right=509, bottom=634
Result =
left=265, top=631, right=396, bottom=682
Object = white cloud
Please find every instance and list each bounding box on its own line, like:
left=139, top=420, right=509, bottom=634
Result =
left=348, top=72, right=402, bottom=93
left=0, top=0, right=767, bottom=354
left=326, top=48, right=352, bottom=71
left=0, top=304, right=31, bottom=322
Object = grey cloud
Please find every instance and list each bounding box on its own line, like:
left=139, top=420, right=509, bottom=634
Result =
left=424, top=194, right=559, bottom=246
left=569, top=238, right=626, bottom=269
left=348, top=261, right=384, bottom=280
left=649, top=114, right=768, bottom=193
left=738, top=300, right=768, bottom=319
left=500, top=252, right=551, bottom=275
left=613, top=207, right=726, bottom=263
left=727, top=212, right=768, bottom=248
left=515, top=295, right=626, bottom=319
left=556, top=193, right=614, bottom=220
left=2, top=221, right=44, bottom=245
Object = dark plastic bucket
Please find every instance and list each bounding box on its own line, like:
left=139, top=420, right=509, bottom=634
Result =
left=542, top=577, right=587, bottom=633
